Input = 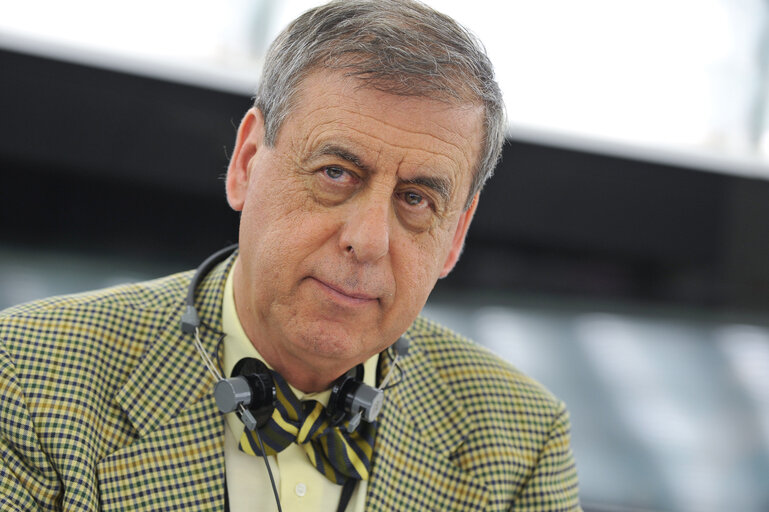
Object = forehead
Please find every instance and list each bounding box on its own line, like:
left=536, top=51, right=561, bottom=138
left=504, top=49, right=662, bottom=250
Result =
left=279, top=70, right=484, bottom=200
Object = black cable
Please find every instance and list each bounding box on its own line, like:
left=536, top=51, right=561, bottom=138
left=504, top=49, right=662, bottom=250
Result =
left=336, top=479, right=358, bottom=512
left=254, top=428, right=283, bottom=512
left=184, top=244, right=238, bottom=308
left=180, top=243, right=238, bottom=334
left=336, top=480, right=357, bottom=512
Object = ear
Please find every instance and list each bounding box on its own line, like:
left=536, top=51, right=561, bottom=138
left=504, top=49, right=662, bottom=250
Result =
left=226, top=108, right=266, bottom=212
left=439, top=194, right=479, bottom=278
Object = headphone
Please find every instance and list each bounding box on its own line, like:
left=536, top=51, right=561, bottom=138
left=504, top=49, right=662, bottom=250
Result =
left=180, top=244, right=409, bottom=432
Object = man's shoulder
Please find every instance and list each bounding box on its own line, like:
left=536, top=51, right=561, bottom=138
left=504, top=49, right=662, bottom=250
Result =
left=0, top=270, right=195, bottom=357
left=0, top=270, right=194, bottom=322
left=408, top=314, right=563, bottom=414
left=404, top=316, right=580, bottom=510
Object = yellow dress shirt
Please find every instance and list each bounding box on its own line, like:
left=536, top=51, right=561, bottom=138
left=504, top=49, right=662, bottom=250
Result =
left=222, top=260, right=377, bottom=512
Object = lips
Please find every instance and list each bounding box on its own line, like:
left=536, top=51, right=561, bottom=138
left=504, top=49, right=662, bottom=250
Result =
left=310, top=277, right=378, bottom=305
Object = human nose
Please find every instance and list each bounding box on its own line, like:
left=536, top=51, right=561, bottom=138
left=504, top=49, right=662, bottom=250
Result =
left=338, top=198, right=390, bottom=263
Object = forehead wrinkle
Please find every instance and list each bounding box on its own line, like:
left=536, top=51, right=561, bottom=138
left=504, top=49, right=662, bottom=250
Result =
left=356, top=116, right=474, bottom=179
left=336, top=106, right=472, bottom=161
left=342, top=126, right=471, bottom=180
left=288, top=74, right=482, bottom=165
left=297, top=99, right=476, bottom=175
left=298, top=116, right=359, bottom=162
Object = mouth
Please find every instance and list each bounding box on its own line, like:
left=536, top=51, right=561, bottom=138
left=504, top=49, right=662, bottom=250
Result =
left=309, top=277, right=379, bottom=306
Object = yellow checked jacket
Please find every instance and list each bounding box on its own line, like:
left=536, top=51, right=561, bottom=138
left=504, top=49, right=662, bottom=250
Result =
left=0, top=255, right=581, bottom=511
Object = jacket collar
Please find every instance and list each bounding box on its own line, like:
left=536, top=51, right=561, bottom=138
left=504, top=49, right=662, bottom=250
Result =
left=116, top=252, right=234, bottom=436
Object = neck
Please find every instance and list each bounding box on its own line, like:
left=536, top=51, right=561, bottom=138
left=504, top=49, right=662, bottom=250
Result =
left=253, top=342, right=343, bottom=393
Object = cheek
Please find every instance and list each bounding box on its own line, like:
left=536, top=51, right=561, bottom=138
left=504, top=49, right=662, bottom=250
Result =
left=239, top=167, right=340, bottom=273
left=391, top=234, right=446, bottom=306
left=242, top=161, right=310, bottom=233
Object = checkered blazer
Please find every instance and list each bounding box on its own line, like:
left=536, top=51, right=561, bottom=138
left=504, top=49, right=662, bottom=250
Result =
left=0, top=254, right=580, bottom=511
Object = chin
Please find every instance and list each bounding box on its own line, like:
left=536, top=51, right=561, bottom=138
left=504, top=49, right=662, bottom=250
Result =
left=292, top=323, right=365, bottom=361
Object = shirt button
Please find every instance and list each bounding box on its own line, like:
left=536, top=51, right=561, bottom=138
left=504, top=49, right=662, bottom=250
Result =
left=295, top=483, right=307, bottom=497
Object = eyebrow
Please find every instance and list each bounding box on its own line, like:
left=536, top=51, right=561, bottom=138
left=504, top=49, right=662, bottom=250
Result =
left=310, top=143, right=453, bottom=203
left=401, top=176, right=452, bottom=204
left=310, top=143, right=371, bottom=173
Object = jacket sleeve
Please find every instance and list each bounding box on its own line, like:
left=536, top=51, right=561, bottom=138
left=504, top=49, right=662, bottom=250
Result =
left=0, top=343, right=61, bottom=511
left=511, top=402, right=582, bottom=512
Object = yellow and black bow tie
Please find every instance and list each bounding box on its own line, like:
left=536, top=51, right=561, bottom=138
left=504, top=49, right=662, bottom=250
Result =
left=238, top=370, right=376, bottom=484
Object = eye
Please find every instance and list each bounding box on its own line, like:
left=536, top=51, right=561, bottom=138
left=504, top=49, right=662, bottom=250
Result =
left=401, top=190, right=434, bottom=211
left=396, top=189, right=436, bottom=232
left=324, top=166, right=345, bottom=180
left=404, top=191, right=425, bottom=207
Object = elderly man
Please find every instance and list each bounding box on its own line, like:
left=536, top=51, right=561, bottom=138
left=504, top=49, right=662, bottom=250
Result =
left=0, top=1, right=580, bottom=510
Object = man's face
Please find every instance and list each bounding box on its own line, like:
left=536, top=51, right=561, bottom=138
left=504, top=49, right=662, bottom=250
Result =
left=226, top=70, right=483, bottom=384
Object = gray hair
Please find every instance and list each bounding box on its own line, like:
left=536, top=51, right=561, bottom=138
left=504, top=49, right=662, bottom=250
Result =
left=255, top=0, right=506, bottom=208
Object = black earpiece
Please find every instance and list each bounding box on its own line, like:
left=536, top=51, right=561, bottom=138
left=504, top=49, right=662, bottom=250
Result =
left=327, top=335, right=410, bottom=431
left=214, top=358, right=276, bottom=430
left=328, top=366, right=383, bottom=431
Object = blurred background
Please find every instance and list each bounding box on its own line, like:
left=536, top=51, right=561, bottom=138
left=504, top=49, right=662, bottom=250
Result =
left=1, top=0, right=768, bottom=510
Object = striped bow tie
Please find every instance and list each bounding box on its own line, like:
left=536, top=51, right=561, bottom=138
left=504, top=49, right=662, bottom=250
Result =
left=238, top=369, right=376, bottom=484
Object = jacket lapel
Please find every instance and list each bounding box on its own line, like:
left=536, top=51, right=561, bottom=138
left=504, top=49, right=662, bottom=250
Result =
left=367, top=338, right=489, bottom=511
left=97, top=256, right=234, bottom=511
